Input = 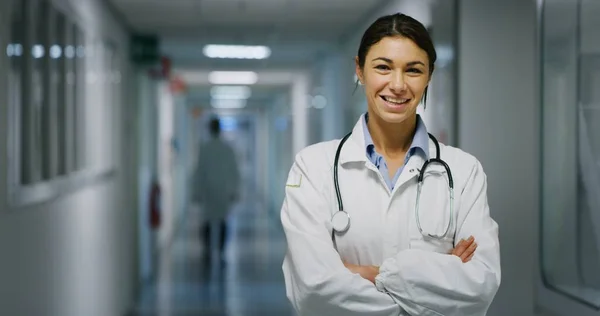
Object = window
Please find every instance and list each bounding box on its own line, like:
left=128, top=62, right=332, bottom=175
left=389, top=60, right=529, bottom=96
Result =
left=42, top=4, right=66, bottom=179
left=8, top=0, right=25, bottom=185
left=16, top=0, right=61, bottom=184
left=38, top=0, right=52, bottom=181
left=54, top=9, right=67, bottom=176
left=85, top=39, right=120, bottom=171
left=106, top=41, right=120, bottom=169
left=540, top=0, right=600, bottom=308
left=6, top=0, right=99, bottom=206
left=21, top=0, right=50, bottom=185
left=64, top=18, right=76, bottom=172
left=74, top=24, right=86, bottom=171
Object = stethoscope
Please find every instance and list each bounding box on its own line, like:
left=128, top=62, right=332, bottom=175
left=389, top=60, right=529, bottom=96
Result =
left=331, top=132, right=455, bottom=243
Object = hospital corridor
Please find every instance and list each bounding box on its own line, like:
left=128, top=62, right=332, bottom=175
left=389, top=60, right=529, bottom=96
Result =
left=133, top=186, right=294, bottom=315
left=0, top=0, right=599, bottom=315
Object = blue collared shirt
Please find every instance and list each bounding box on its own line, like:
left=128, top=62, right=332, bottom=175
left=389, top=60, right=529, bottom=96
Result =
left=363, top=113, right=430, bottom=191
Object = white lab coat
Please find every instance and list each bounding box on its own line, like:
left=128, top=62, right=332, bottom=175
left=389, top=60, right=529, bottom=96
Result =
left=281, top=116, right=501, bottom=316
left=192, top=137, right=240, bottom=221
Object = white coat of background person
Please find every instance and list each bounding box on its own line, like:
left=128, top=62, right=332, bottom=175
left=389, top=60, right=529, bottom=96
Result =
left=281, top=13, right=500, bottom=316
left=193, top=117, right=241, bottom=258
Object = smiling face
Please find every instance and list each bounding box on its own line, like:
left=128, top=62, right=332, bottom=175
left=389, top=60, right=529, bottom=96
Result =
left=355, top=36, right=431, bottom=125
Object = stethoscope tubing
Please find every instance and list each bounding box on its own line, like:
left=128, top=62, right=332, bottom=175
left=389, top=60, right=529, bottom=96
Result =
left=332, top=131, right=454, bottom=240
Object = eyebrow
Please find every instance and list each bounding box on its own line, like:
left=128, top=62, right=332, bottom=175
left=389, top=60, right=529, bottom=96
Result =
left=372, top=57, right=425, bottom=67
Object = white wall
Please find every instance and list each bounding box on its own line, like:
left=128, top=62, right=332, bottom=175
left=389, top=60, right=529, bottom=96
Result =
left=267, top=93, right=294, bottom=216
left=319, top=51, right=346, bottom=141
left=0, top=0, right=137, bottom=315
left=457, top=1, right=538, bottom=315
left=291, top=73, right=310, bottom=155
left=136, top=72, right=157, bottom=283
left=171, top=92, right=190, bottom=243
left=157, top=83, right=176, bottom=249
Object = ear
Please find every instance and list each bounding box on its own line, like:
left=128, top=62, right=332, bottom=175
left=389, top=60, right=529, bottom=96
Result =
left=354, top=56, right=364, bottom=85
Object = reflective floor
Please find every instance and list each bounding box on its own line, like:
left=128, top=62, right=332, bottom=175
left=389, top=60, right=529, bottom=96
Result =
left=132, top=200, right=296, bottom=316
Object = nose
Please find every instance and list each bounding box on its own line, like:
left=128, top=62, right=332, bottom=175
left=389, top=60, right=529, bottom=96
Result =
left=389, top=71, right=406, bottom=92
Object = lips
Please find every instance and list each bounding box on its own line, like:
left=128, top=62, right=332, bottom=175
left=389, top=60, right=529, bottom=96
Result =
left=380, top=96, right=411, bottom=106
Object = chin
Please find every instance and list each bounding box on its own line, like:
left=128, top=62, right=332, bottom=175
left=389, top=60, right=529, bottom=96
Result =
left=374, top=103, right=418, bottom=124
left=379, top=112, right=412, bottom=124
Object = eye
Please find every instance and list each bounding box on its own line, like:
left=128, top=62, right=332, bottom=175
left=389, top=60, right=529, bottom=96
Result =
left=375, top=64, right=390, bottom=71
left=407, top=68, right=423, bottom=74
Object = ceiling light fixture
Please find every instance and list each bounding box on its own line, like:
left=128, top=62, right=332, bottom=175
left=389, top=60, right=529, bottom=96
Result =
left=208, top=71, right=258, bottom=85
left=203, top=44, right=271, bottom=59
left=210, top=85, right=252, bottom=99
left=210, top=98, right=247, bottom=109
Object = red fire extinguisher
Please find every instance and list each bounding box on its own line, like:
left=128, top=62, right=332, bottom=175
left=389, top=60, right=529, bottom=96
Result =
left=149, top=182, right=161, bottom=230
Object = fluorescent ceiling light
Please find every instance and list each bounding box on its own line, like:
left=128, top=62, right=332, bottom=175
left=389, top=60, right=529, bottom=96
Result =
left=50, top=45, right=62, bottom=59
left=6, top=43, right=23, bottom=57
left=203, top=44, right=271, bottom=59
left=65, top=45, right=75, bottom=58
left=208, top=71, right=258, bottom=85
left=32, top=45, right=45, bottom=58
left=211, top=98, right=247, bottom=109
left=210, top=85, right=252, bottom=99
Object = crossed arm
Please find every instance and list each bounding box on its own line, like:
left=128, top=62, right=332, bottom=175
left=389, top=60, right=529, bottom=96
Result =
left=281, top=154, right=500, bottom=316
left=343, top=237, right=478, bottom=284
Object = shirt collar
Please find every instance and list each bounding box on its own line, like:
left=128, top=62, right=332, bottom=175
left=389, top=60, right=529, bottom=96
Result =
left=362, top=112, right=430, bottom=160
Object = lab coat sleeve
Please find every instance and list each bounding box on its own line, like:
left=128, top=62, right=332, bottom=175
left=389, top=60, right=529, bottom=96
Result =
left=281, top=152, right=405, bottom=316
left=191, top=147, right=207, bottom=201
left=375, top=160, right=501, bottom=316
left=227, top=145, right=241, bottom=199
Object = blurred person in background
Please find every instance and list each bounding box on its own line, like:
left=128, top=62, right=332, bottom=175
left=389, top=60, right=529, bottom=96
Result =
left=192, top=116, right=241, bottom=263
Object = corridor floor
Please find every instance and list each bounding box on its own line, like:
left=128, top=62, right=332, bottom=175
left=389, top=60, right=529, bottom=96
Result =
left=132, top=201, right=296, bottom=316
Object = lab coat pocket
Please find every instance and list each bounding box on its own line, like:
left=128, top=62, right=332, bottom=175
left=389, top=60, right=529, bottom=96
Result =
left=408, top=170, right=456, bottom=254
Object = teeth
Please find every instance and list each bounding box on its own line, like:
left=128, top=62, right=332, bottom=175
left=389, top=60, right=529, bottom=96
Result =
left=383, top=96, right=409, bottom=104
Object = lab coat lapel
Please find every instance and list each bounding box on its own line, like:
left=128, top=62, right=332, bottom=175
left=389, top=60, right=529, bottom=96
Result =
left=393, top=154, right=424, bottom=192
left=339, top=116, right=448, bottom=186
left=339, top=116, right=369, bottom=165
left=392, top=138, right=445, bottom=191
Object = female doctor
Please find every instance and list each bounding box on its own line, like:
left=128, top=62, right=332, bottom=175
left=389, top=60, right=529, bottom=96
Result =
left=280, top=13, right=501, bottom=316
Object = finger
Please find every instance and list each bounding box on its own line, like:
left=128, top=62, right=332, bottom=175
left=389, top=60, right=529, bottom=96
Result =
left=461, top=242, right=478, bottom=262
left=453, top=236, right=474, bottom=256
left=450, top=239, right=465, bottom=256
left=463, top=251, right=475, bottom=263
left=461, top=242, right=477, bottom=261
left=453, top=239, right=474, bottom=258
left=449, top=239, right=464, bottom=254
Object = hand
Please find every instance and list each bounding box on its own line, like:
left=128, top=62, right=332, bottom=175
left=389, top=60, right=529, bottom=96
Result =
left=343, top=261, right=379, bottom=284
left=450, top=235, right=477, bottom=263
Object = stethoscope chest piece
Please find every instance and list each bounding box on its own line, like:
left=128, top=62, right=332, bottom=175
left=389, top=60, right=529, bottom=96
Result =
left=331, top=211, right=350, bottom=233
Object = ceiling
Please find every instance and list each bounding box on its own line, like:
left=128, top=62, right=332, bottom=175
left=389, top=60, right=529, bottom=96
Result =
left=107, top=0, right=391, bottom=109
left=107, top=0, right=391, bottom=69
left=108, top=0, right=389, bottom=41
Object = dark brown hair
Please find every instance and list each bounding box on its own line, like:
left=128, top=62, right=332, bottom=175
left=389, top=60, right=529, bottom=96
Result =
left=209, top=117, right=220, bottom=136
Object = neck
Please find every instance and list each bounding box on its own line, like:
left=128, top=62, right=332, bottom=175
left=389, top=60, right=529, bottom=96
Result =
left=367, top=110, right=417, bottom=158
